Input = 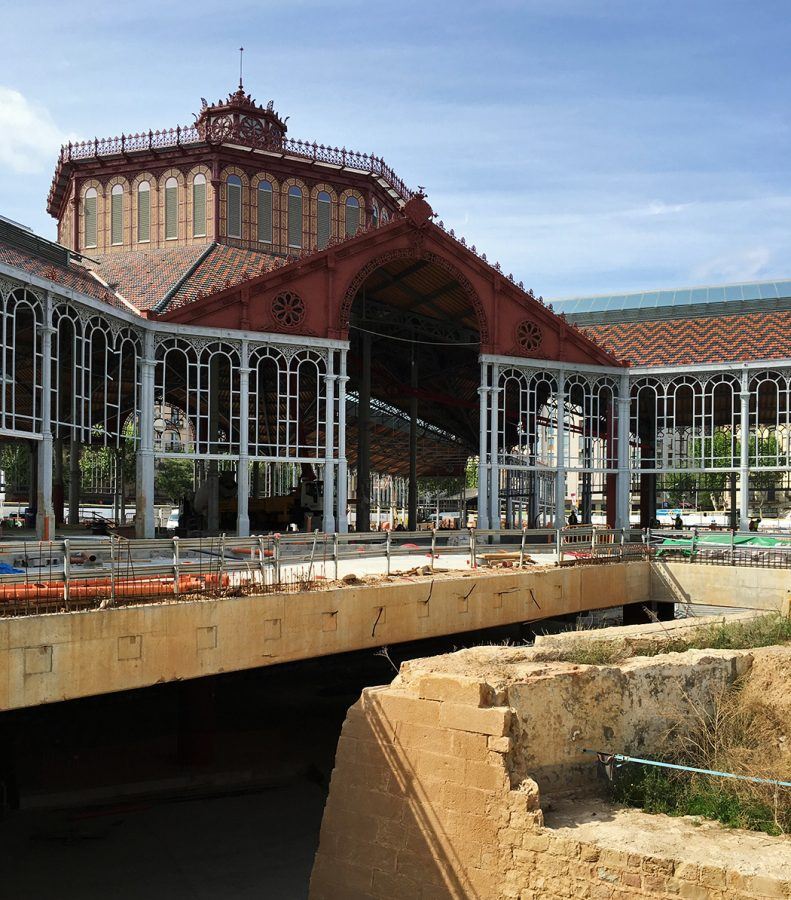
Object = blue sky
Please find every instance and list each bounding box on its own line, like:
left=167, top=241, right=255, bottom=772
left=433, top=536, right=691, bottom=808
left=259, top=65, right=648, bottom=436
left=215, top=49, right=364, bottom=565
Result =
left=2, top=0, right=791, bottom=298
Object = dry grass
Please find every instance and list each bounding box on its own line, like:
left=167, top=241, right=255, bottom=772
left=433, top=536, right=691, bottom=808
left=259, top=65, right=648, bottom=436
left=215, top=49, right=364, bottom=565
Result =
left=534, top=614, right=791, bottom=667
left=616, top=678, right=791, bottom=835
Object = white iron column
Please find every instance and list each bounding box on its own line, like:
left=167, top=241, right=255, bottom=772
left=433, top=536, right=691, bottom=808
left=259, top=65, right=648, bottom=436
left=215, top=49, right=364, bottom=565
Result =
left=322, top=350, right=336, bottom=533
left=237, top=341, right=251, bottom=537
left=489, top=362, right=501, bottom=530
left=616, top=371, right=631, bottom=529
left=477, top=361, right=490, bottom=530
left=136, top=331, right=156, bottom=538
left=739, top=371, right=751, bottom=532
left=36, top=292, right=55, bottom=540
left=554, top=370, right=567, bottom=528
left=336, top=349, right=349, bottom=533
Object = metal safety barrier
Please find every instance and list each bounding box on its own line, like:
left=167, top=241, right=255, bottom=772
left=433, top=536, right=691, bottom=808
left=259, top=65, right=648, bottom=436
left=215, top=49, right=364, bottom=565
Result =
left=0, top=526, right=647, bottom=618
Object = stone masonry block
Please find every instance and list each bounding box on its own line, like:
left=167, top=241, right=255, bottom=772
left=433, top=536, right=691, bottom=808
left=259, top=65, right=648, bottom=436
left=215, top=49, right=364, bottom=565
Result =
left=414, top=749, right=467, bottom=783
left=674, top=862, right=700, bottom=882
left=746, top=874, right=787, bottom=898
left=465, top=758, right=509, bottom=792
left=521, top=832, right=550, bottom=853
left=488, top=735, right=513, bottom=753
left=699, top=865, right=726, bottom=889
left=441, top=781, right=495, bottom=815
left=369, top=690, right=440, bottom=728
left=579, top=844, right=600, bottom=863
left=395, top=721, right=454, bottom=756
left=417, top=674, right=491, bottom=707
left=451, top=729, right=489, bottom=758
left=438, top=702, right=512, bottom=736
left=678, top=882, right=715, bottom=900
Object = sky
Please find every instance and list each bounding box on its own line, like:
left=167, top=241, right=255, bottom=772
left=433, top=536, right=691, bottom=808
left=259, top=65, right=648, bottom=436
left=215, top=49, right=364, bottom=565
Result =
left=2, top=0, right=791, bottom=298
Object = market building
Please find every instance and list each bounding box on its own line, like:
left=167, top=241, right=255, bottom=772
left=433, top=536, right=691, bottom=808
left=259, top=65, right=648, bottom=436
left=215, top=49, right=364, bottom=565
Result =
left=1, top=82, right=789, bottom=539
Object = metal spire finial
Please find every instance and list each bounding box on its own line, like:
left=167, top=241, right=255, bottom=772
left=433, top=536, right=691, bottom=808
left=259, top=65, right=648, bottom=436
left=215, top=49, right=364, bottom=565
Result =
left=239, top=47, right=244, bottom=90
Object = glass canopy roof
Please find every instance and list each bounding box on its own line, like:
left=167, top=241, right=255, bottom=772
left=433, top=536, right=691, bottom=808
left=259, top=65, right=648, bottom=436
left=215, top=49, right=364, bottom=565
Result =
left=549, top=279, right=791, bottom=315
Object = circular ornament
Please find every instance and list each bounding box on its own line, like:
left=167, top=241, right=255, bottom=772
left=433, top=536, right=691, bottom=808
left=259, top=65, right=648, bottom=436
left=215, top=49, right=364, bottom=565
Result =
left=272, top=291, right=306, bottom=328
left=516, top=320, right=543, bottom=353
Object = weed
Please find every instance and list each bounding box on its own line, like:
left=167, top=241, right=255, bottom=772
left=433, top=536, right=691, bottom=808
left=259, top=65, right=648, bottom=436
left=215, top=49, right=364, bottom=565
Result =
left=612, top=765, right=788, bottom=836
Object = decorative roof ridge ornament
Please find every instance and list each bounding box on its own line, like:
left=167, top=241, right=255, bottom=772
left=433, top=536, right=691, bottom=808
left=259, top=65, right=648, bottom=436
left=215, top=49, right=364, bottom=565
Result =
left=403, top=188, right=435, bottom=228
left=194, top=52, right=289, bottom=150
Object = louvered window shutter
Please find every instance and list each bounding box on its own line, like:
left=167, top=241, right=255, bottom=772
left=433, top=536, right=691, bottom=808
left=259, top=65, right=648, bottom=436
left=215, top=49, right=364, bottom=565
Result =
left=258, top=184, right=272, bottom=243
left=317, top=196, right=331, bottom=250
left=84, top=195, right=97, bottom=247
left=111, top=190, right=123, bottom=245
left=345, top=200, right=360, bottom=237
left=193, top=180, right=206, bottom=237
left=227, top=180, right=242, bottom=238
left=288, top=190, right=303, bottom=248
left=165, top=183, right=178, bottom=239
left=137, top=188, right=150, bottom=242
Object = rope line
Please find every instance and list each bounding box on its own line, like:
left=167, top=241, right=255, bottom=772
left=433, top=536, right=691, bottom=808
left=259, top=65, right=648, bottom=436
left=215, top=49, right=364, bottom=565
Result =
left=583, top=749, right=791, bottom=789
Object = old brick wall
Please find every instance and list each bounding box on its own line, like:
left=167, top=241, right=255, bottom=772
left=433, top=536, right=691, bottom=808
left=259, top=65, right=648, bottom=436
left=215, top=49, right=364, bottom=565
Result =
left=309, top=648, right=791, bottom=899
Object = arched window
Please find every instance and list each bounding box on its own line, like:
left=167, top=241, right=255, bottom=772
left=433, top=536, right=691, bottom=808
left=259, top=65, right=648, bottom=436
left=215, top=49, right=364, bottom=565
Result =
left=110, top=184, right=124, bottom=245
left=317, top=191, right=331, bottom=250
left=192, top=173, right=206, bottom=238
left=164, top=177, right=178, bottom=240
left=288, top=186, right=303, bottom=248
left=371, top=203, right=379, bottom=228
left=345, top=196, right=360, bottom=237
left=257, top=180, right=273, bottom=244
left=84, top=188, right=98, bottom=248
left=137, top=181, right=150, bottom=242
left=226, top=175, right=242, bottom=238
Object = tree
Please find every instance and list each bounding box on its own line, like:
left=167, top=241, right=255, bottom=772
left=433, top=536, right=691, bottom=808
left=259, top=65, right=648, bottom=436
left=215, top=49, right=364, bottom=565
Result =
left=156, top=459, right=194, bottom=504
left=748, top=433, right=786, bottom=516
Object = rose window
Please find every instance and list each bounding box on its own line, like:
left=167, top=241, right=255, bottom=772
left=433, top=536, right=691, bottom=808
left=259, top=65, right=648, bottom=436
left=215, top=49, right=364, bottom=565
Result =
left=516, top=320, right=543, bottom=353
left=272, top=291, right=306, bottom=328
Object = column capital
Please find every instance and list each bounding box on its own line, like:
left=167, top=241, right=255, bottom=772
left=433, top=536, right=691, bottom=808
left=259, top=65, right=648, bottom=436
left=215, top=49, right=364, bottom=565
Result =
left=238, top=366, right=253, bottom=375
left=739, top=390, right=752, bottom=401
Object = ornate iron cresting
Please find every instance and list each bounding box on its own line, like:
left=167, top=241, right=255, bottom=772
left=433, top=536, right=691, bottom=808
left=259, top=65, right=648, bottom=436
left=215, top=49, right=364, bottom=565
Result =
left=52, top=114, right=413, bottom=207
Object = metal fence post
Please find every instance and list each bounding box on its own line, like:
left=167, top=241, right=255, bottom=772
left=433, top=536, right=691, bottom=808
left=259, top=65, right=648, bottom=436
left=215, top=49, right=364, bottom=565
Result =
left=173, top=536, right=180, bottom=597
left=469, top=528, right=476, bottom=569
left=386, top=529, right=392, bottom=576
left=519, top=526, right=527, bottom=568
left=555, top=528, right=562, bottom=564
left=109, top=535, right=116, bottom=606
left=274, top=533, right=281, bottom=585
left=257, top=535, right=267, bottom=588
left=62, top=538, right=70, bottom=609
left=431, top=528, right=437, bottom=573
left=333, top=532, right=339, bottom=582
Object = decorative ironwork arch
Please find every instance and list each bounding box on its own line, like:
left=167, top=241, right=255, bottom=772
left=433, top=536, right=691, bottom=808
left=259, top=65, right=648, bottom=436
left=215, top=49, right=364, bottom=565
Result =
left=339, top=248, right=489, bottom=344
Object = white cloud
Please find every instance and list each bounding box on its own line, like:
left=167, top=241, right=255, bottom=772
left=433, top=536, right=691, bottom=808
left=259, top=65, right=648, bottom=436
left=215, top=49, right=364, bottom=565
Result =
left=0, top=87, right=72, bottom=174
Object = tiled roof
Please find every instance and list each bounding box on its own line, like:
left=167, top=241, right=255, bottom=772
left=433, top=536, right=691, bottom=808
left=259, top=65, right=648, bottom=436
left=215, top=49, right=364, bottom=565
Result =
left=165, top=244, right=277, bottom=310
left=582, top=310, right=791, bottom=366
left=0, top=239, right=123, bottom=306
left=90, top=243, right=278, bottom=311
left=90, top=245, right=210, bottom=310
